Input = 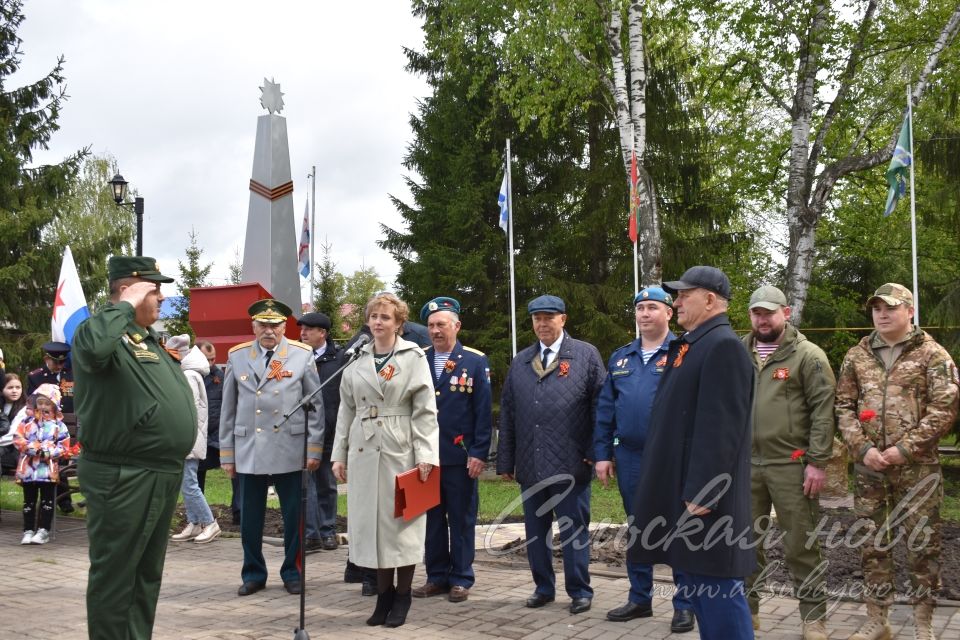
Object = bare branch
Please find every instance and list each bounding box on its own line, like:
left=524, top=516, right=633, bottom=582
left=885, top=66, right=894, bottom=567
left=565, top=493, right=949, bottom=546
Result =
left=808, top=0, right=878, bottom=175
left=914, top=3, right=960, bottom=101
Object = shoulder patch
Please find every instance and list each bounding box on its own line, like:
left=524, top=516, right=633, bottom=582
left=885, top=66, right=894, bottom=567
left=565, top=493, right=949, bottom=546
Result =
left=228, top=341, right=254, bottom=354
left=286, top=339, right=312, bottom=351
left=462, top=345, right=486, bottom=357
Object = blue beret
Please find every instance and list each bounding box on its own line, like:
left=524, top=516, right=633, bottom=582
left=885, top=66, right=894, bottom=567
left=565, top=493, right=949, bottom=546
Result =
left=420, top=296, right=461, bottom=323
left=527, top=294, right=565, bottom=314
left=634, top=286, right=673, bottom=306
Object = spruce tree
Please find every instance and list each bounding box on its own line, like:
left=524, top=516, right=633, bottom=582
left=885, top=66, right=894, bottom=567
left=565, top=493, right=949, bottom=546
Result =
left=166, top=229, right=212, bottom=338
left=0, top=0, right=85, bottom=371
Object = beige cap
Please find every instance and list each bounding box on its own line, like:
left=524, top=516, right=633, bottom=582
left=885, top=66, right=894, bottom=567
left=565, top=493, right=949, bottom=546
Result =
left=748, top=285, right=787, bottom=311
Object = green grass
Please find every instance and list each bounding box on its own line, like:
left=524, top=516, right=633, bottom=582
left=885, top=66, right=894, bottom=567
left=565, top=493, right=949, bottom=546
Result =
left=5, top=463, right=954, bottom=524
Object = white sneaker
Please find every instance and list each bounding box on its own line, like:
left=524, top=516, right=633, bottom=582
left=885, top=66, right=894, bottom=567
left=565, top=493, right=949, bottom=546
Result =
left=194, top=521, right=221, bottom=544
left=171, top=522, right=201, bottom=541
left=21, top=530, right=35, bottom=545
left=31, top=529, right=50, bottom=545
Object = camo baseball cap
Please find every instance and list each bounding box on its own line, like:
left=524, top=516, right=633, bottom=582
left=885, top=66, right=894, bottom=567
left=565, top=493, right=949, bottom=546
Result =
left=867, top=283, right=913, bottom=308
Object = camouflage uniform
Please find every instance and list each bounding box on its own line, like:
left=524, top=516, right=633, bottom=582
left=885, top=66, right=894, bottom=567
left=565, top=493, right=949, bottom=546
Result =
left=835, top=325, right=959, bottom=606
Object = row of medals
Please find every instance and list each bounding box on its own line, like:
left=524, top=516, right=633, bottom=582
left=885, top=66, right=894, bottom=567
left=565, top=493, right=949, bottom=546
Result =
left=450, top=371, right=474, bottom=393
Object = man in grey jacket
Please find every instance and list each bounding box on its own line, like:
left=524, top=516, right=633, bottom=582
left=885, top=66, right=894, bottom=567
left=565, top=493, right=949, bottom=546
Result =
left=497, top=294, right=605, bottom=615
left=220, top=299, right=323, bottom=597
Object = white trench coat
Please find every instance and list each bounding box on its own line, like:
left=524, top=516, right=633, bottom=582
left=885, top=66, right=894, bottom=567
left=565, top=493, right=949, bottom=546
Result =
left=331, top=336, right=439, bottom=568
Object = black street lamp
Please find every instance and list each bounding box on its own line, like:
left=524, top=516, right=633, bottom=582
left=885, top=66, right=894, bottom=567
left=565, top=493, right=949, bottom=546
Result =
left=108, top=172, right=145, bottom=256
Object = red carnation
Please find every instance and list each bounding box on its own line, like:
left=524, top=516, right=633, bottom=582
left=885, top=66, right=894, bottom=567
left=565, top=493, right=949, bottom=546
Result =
left=454, top=434, right=467, bottom=451
left=859, top=409, right=877, bottom=422
left=790, top=449, right=806, bottom=462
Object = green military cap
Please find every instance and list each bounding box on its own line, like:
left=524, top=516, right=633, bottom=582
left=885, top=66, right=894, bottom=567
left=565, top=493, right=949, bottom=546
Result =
left=867, top=282, right=913, bottom=308
left=108, top=256, right=175, bottom=283
left=420, top=296, right=461, bottom=323
left=249, top=298, right=291, bottom=324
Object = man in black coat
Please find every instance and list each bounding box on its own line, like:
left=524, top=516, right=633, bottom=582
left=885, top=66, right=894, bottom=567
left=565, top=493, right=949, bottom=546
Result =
left=298, top=312, right=347, bottom=552
left=629, top=266, right=756, bottom=640
left=497, top=294, right=606, bottom=615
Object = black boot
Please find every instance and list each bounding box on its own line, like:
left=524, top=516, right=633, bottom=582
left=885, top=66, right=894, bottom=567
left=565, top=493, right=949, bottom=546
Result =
left=366, top=586, right=395, bottom=626
left=385, top=591, right=412, bottom=628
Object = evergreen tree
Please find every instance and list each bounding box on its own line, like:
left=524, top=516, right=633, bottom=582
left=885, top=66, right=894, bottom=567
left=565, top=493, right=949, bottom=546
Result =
left=166, top=229, right=212, bottom=338
left=227, top=247, right=243, bottom=285
left=311, top=238, right=345, bottom=336
left=0, top=0, right=85, bottom=372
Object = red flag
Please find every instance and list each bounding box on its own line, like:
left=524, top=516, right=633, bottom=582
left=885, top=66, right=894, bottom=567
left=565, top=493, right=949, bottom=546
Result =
left=628, top=150, right=639, bottom=243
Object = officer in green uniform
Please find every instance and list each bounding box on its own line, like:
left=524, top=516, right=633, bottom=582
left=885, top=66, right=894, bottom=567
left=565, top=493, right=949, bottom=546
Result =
left=73, top=256, right=197, bottom=640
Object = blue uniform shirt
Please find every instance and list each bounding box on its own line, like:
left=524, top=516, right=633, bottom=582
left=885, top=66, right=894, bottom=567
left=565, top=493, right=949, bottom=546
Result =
left=424, top=341, right=493, bottom=465
left=594, top=332, right=676, bottom=461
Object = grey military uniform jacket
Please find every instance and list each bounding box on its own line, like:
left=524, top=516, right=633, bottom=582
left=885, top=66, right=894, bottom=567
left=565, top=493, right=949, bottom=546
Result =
left=219, top=337, right=324, bottom=474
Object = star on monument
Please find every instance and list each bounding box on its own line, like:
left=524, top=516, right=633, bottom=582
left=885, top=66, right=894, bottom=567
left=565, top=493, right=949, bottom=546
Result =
left=260, top=78, right=285, bottom=114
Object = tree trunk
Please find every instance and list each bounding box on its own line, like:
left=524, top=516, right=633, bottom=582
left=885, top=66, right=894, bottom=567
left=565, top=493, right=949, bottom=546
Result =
left=608, top=0, right=662, bottom=285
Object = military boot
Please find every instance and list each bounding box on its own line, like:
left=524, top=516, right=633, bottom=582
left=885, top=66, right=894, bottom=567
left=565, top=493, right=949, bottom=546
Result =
left=850, top=603, right=892, bottom=640
left=802, top=619, right=828, bottom=640
left=913, top=602, right=935, bottom=640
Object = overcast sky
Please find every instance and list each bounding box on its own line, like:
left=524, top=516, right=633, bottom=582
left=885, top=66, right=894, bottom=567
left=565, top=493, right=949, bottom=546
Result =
left=15, top=0, right=429, bottom=302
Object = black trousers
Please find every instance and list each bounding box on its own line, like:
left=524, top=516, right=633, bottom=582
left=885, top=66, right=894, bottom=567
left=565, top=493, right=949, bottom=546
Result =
left=22, top=482, right=56, bottom=531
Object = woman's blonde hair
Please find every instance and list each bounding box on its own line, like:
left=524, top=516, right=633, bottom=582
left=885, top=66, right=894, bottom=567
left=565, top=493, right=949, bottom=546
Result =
left=364, top=292, right=409, bottom=328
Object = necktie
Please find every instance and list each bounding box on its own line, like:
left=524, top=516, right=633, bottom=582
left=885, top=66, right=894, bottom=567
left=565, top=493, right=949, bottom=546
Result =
left=541, top=348, right=551, bottom=370
left=264, top=350, right=274, bottom=367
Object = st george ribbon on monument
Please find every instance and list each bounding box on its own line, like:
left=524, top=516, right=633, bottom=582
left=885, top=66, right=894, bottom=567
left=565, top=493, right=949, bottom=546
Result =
left=241, top=78, right=302, bottom=314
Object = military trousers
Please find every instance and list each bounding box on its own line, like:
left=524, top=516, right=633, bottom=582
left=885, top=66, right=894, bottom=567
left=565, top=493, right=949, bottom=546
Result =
left=746, top=462, right=826, bottom=621
left=78, top=457, right=181, bottom=640
left=854, top=462, right=942, bottom=606
left=424, top=463, right=479, bottom=588
left=238, top=471, right=302, bottom=585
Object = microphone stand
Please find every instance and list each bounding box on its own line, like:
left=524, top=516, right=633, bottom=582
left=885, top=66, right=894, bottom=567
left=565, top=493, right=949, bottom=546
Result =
left=280, top=345, right=365, bottom=640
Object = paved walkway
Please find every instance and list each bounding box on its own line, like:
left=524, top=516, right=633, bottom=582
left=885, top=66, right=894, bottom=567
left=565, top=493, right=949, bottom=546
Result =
left=2, top=512, right=958, bottom=639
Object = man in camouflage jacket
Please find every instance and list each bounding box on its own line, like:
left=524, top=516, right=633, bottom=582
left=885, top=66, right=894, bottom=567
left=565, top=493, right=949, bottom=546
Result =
left=836, top=283, right=959, bottom=640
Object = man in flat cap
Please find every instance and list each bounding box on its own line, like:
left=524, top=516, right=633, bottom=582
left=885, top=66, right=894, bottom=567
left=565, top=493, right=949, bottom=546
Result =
left=220, top=299, right=323, bottom=597
left=629, top=266, right=756, bottom=639
left=28, top=340, right=77, bottom=512
left=73, top=255, right=198, bottom=640
left=412, top=297, right=492, bottom=603
left=297, top=311, right=346, bottom=552
left=594, top=287, right=694, bottom=633
left=836, top=283, right=958, bottom=640
left=497, top=294, right=605, bottom=614
left=742, top=285, right=834, bottom=639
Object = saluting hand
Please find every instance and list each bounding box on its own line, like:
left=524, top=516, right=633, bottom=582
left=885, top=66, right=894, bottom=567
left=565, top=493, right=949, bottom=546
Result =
left=118, top=281, right=159, bottom=309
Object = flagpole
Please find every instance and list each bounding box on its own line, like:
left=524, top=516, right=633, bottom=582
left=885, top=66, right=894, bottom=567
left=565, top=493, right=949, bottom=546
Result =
left=506, top=139, right=517, bottom=358
left=309, top=165, right=317, bottom=310
left=907, top=84, right=919, bottom=326
left=631, top=125, right=639, bottom=339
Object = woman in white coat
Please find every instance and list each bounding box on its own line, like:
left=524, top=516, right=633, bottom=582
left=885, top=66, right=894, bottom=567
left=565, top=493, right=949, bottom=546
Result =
left=332, top=293, right=439, bottom=628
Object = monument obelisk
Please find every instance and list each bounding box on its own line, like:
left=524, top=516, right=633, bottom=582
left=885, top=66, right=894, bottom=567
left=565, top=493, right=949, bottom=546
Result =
left=241, top=78, right=302, bottom=314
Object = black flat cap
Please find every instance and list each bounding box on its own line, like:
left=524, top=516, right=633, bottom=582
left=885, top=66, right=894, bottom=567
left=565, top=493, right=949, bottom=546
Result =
left=297, top=312, right=332, bottom=330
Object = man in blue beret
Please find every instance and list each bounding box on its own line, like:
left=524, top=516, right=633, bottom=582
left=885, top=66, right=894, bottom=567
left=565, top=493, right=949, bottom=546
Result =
left=595, top=287, right=695, bottom=632
left=411, top=297, right=492, bottom=603
left=497, top=294, right=606, bottom=614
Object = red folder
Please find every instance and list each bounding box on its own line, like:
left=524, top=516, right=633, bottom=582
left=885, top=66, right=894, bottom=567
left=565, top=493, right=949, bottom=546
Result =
left=394, top=466, right=441, bottom=521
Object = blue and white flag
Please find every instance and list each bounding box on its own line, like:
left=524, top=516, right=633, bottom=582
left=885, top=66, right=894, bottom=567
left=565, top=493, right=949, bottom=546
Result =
left=884, top=116, right=912, bottom=217
left=51, top=246, right=90, bottom=345
left=498, top=170, right=509, bottom=232
left=297, top=200, right=310, bottom=277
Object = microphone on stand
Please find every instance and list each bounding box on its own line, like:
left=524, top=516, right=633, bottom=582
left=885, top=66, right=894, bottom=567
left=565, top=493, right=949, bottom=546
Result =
left=345, top=333, right=371, bottom=358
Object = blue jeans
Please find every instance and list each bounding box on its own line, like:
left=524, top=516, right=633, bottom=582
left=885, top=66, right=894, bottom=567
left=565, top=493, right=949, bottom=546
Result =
left=683, top=573, right=754, bottom=640
left=181, top=459, right=214, bottom=525
left=305, top=461, right=337, bottom=539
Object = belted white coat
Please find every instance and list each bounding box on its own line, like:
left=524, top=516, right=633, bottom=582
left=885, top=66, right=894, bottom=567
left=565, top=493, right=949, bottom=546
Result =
left=331, top=336, right=439, bottom=568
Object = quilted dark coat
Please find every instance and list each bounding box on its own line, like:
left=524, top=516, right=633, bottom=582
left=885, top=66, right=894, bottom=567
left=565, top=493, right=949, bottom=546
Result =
left=496, top=332, right=606, bottom=486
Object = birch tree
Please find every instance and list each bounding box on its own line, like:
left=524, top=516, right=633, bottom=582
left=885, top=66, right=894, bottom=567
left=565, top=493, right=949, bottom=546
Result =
left=705, top=0, right=960, bottom=323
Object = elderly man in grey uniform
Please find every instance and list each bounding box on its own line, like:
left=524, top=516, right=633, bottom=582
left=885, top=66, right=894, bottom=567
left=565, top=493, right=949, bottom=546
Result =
left=220, top=299, right=324, bottom=597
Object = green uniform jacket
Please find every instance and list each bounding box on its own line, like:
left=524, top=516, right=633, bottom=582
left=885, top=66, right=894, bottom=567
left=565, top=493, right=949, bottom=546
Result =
left=836, top=326, right=959, bottom=465
left=742, top=324, right=836, bottom=468
left=72, top=302, right=196, bottom=473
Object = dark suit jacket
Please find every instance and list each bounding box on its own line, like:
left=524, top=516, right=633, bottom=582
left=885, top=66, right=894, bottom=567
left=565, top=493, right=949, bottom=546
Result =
left=314, top=342, right=346, bottom=462
left=629, top=313, right=757, bottom=578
